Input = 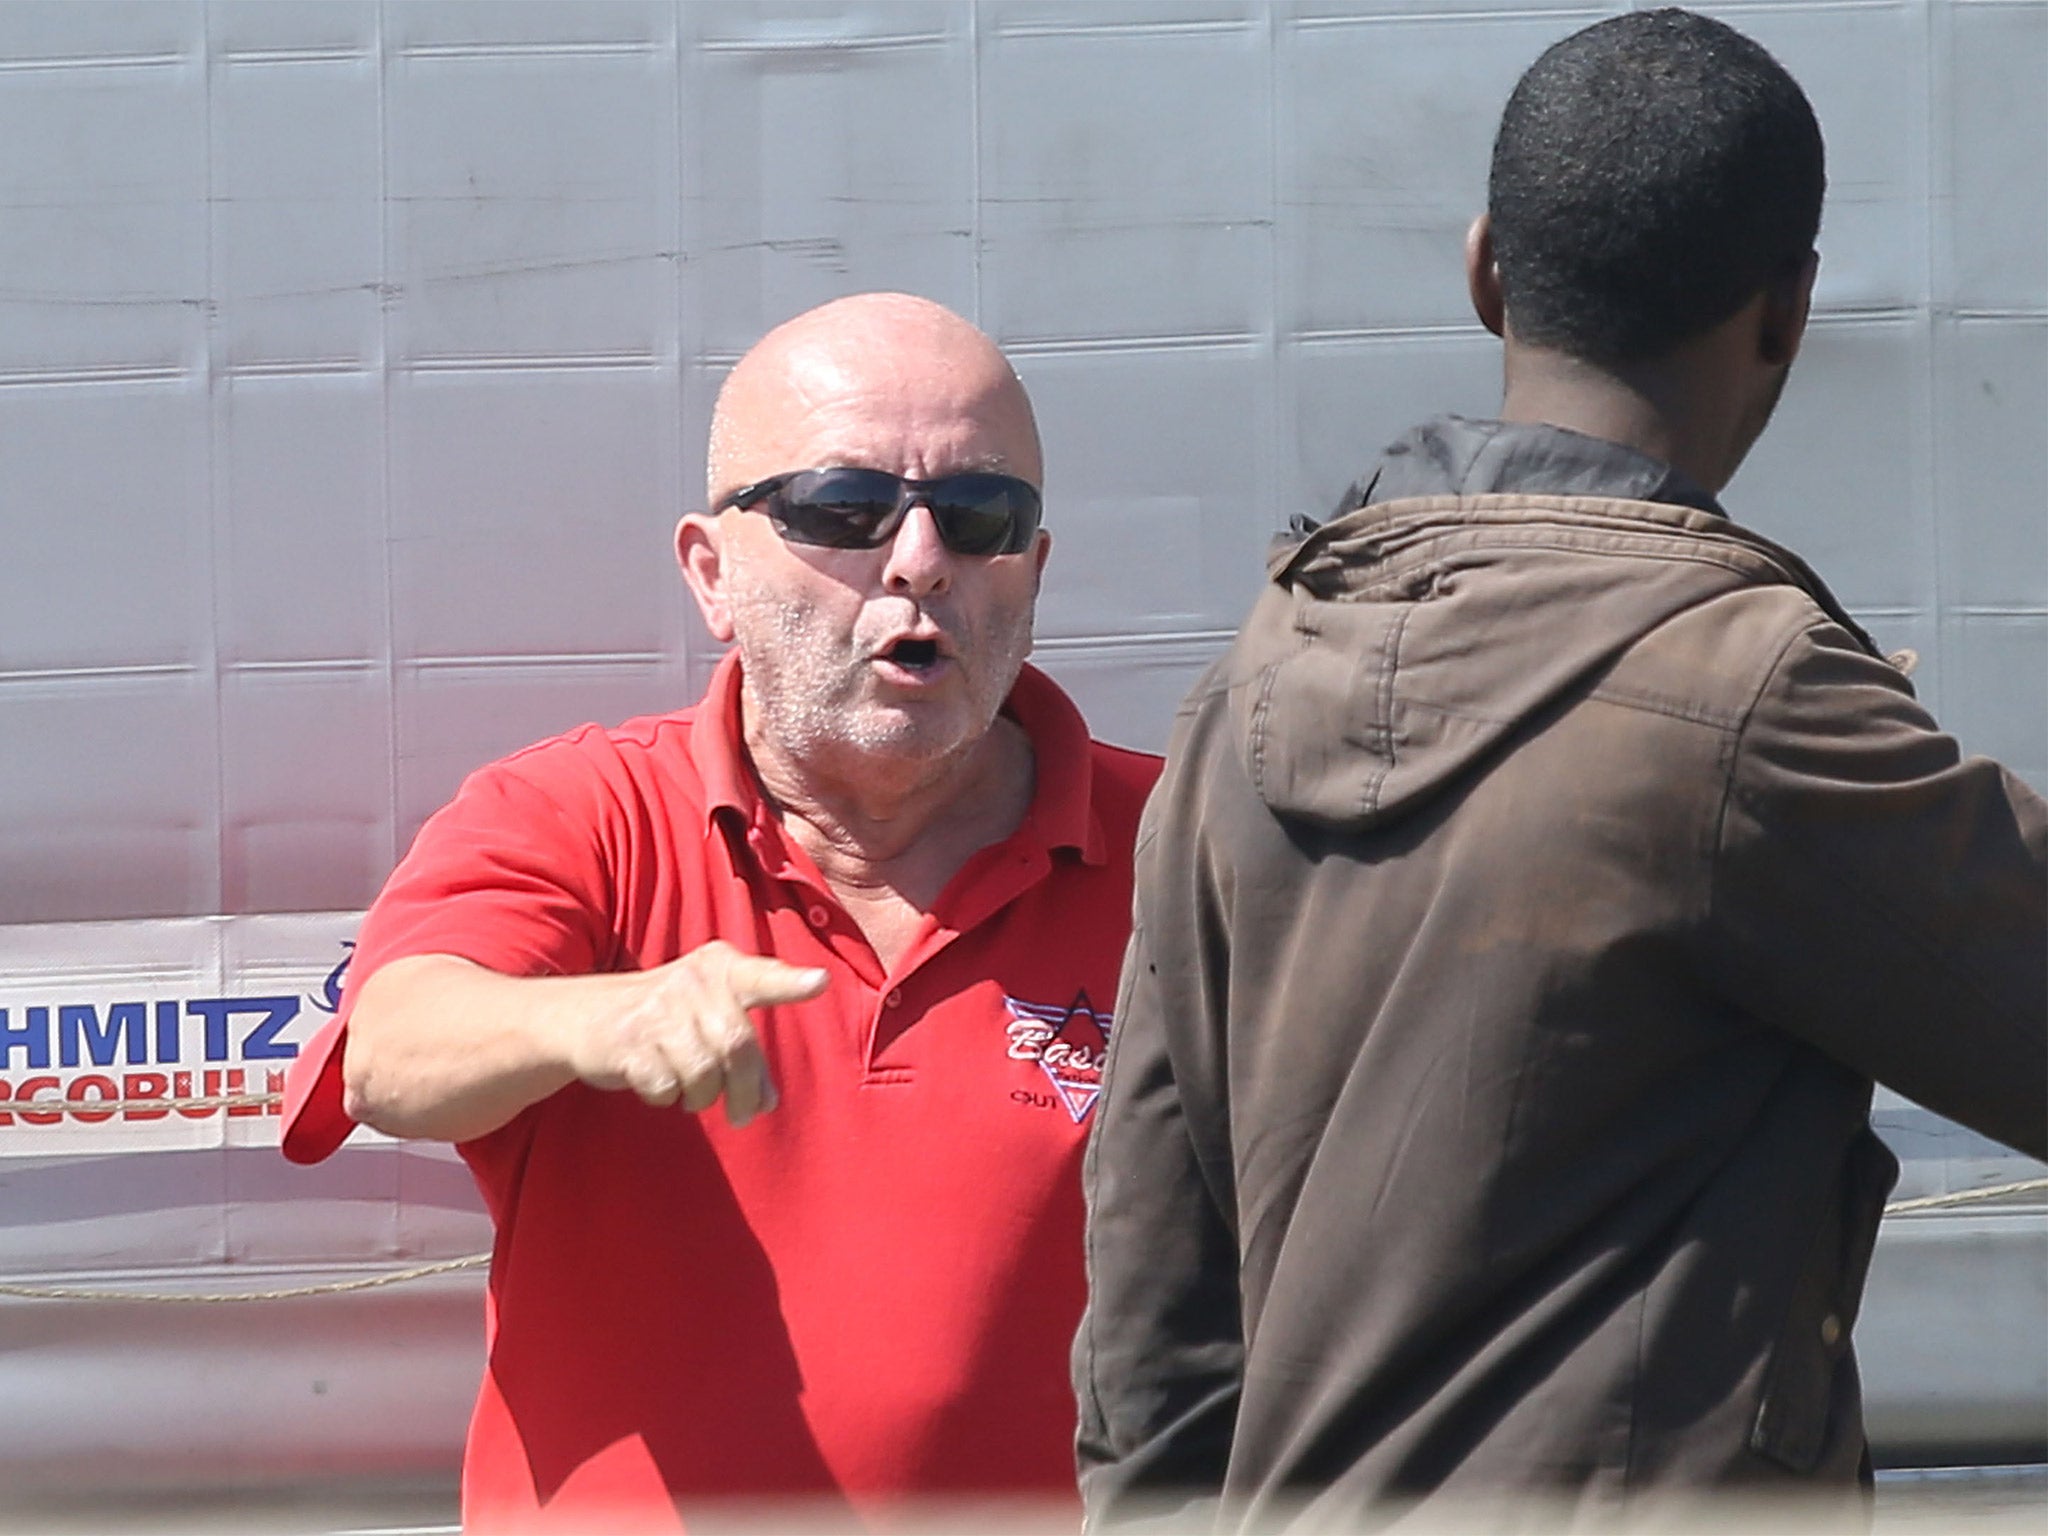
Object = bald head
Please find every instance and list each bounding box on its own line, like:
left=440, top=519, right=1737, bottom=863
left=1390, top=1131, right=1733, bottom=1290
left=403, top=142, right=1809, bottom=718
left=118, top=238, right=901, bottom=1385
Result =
left=679, top=292, right=1051, bottom=805
left=707, top=293, right=1041, bottom=503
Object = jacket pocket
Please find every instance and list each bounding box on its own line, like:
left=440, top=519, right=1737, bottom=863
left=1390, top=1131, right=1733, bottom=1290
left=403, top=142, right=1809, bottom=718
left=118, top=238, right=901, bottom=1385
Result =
left=1748, top=1127, right=1900, bottom=1472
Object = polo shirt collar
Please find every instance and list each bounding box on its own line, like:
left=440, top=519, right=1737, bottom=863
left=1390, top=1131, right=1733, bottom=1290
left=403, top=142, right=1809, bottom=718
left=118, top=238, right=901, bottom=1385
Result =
left=1004, top=660, right=1105, bottom=865
left=689, top=650, right=1105, bottom=866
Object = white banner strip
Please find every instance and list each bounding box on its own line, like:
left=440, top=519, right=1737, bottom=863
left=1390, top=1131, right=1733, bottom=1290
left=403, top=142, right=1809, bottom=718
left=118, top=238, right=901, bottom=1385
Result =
left=0, top=913, right=364, bottom=1156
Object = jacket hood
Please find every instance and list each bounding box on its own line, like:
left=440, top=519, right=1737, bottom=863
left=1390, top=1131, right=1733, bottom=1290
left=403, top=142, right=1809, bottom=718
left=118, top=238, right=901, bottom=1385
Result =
left=1230, top=420, right=1872, bottom=831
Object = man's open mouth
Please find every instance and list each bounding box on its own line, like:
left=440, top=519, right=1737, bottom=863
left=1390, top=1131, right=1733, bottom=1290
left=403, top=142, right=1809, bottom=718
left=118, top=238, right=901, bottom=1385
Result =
left=884, top=638, right=942, bottom=671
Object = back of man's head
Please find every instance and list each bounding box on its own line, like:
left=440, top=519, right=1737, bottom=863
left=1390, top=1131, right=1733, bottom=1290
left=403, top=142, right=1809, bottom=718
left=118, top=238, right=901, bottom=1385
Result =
left=1488, top=7, right=1824, bottom=367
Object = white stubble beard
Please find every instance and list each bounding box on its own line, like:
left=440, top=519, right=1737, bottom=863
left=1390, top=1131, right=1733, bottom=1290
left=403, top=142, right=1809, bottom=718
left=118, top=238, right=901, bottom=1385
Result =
left=723, top=557, right=1036, bottom=783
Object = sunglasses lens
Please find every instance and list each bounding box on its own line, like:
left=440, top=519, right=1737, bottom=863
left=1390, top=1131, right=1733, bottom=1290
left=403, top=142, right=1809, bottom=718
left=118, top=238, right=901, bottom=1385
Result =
left=764, top=469, right=1041, bottom=554
left=928, top=475, right=1041, bottom=556
left=773, top=469, right=905, bottom=548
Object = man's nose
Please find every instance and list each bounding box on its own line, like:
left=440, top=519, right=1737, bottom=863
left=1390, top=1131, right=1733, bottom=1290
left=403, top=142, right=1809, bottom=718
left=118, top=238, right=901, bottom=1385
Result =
left=881, top=502, right=954, bottom=596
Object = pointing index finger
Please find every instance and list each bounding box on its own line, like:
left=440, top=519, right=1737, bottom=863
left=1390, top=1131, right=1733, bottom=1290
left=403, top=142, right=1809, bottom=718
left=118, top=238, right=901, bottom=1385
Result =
left=726, top=954, right=831, bottom=1011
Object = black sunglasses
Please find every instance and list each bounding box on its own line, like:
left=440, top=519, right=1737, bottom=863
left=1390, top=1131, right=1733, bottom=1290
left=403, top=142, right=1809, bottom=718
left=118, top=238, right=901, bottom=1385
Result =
left=714, top=467, right=1043, bottom=556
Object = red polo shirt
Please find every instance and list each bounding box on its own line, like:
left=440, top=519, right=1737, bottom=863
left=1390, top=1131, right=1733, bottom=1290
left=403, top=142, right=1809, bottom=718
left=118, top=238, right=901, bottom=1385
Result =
left=282, top=655, right=1159, bottom=1529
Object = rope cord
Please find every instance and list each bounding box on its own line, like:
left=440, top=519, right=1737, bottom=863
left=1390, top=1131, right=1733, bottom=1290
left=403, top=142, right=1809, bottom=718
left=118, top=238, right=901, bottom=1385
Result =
left=4, top=1093, right=280, bottom=1115
left=0, top=1253, right=490, bottom=1304
left=3, top=1179, right=2043, bottom=1305
left=2, top=1091, right=2041, bottom=1302
left=1879, top=1175, right=2048, bottom=1215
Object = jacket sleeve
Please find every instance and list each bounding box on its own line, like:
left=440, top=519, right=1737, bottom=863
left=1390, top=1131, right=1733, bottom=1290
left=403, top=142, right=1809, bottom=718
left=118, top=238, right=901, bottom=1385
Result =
left=1710, top=619, right=2048, bottom=1159
left=1074, top=806, right=1246, bottom=1528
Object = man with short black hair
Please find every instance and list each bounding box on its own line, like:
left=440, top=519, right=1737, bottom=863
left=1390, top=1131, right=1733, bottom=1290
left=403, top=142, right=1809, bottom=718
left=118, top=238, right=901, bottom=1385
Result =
left=283, top=293, right=1159, bottom=1530
left=1486, top=7, right=1824, bottom=372
left=1076, top=10, right=2046, bottom=1528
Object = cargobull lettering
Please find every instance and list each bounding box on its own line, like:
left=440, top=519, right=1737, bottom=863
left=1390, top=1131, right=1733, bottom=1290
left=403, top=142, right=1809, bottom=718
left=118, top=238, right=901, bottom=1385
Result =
left=0, top=1068, right=288, bottom=1127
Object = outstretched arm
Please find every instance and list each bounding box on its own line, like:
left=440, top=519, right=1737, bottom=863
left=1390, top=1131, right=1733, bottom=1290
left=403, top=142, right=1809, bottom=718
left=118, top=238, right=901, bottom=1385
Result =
left=1713, top=620, right=2047, bottom=1157
left=342, top=945, right=829, bottom=1144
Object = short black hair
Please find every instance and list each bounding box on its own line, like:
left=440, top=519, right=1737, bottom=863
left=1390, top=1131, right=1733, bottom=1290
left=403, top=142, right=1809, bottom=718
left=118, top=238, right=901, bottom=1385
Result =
left=1487, top=7, right=1824, bottom=365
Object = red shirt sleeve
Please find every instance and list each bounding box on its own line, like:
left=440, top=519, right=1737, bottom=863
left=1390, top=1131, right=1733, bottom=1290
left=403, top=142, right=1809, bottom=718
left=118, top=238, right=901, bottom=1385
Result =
left=281, top=745, right=619, bottom=1164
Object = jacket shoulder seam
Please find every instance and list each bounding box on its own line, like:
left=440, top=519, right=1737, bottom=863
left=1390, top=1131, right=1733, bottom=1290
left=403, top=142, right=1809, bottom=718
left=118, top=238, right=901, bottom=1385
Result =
left=1584, top=682, right=1747, bottom=732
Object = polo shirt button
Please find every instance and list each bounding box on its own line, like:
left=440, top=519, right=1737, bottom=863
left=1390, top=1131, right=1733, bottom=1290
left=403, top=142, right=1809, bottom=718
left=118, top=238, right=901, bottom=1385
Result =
left=806, top=904, right=829, bottom=928
left=885, top=988, right=903, bottom=1008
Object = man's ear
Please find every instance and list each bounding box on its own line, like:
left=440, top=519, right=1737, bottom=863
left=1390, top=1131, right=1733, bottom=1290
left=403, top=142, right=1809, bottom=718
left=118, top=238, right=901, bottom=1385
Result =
left=675, top=513, right=737, bottom=643
left=1465, top=213, right=1506, bottom=338
left=1759, top=249, right=1819, bottom=368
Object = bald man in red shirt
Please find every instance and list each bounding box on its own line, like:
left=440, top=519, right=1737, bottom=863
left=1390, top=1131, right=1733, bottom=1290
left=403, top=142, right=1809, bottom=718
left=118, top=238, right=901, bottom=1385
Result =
left=282, top=294, right=1159, bottom=1530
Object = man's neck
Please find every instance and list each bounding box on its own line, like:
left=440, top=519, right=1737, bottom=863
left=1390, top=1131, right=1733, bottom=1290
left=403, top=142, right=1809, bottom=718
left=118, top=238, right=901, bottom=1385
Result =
left=746, top=713, right=1038, bottom=926
left=1499, top=339, right=1748, bottom=496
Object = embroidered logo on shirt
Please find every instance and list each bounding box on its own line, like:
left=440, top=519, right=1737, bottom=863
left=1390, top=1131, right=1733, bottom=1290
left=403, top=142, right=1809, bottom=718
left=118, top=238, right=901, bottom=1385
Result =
left=1004, top=990, right=1109, bottom=1123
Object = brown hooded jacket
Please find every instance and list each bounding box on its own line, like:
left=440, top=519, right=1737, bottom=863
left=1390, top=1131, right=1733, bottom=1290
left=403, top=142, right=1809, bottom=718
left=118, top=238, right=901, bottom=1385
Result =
left=1075, top=417, right=2047, bottom=1530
